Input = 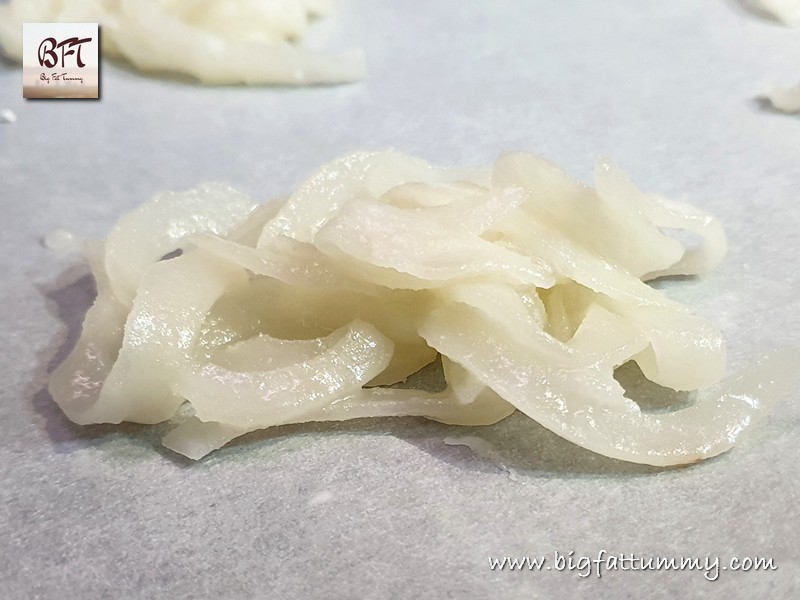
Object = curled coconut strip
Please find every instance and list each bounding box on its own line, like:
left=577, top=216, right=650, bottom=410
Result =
left=419, top=302, right=797, bottom=467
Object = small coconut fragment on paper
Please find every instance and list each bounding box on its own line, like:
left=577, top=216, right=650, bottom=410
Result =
left=443, top=436, right=529, bottom=483
left=44, top=229, right=83, bottom=253
left=762, top=83, right=800, bottom=113
left=750, top=0, right=800, bottom=26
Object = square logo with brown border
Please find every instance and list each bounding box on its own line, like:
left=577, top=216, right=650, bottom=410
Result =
left=23, top=23, right=99, bottom=99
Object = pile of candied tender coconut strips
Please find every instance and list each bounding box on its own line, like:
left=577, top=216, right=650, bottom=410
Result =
left=49, top=151, right=793, bottom=463
left=0, top=0, right=365, bottom=85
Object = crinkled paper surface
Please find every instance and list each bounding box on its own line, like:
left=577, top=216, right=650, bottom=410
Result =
left=0, top=1, right=798, bottom=598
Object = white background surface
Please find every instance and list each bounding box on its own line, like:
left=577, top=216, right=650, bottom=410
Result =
left=0, top=1, right=799, bottom=598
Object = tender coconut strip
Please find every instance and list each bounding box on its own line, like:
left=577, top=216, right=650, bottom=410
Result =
left=436, top=300, right=594, bottom=373
left=224, top=199, right=285, bottom=247
left=212, top=325, right=433, bottom=389
left=763, top=83, right=800, bottom=114
left=599, top=297, right=727, bottom=391
left=567, top=304, right=649, bottom=368
left=593, top=158, right=727, bottom=279
left=381, top=181, right=523, bottom=237
left=442, top=357, right=494, bottom=405
left=419, top=303, right=792, bottom=467
left=172, top=0, right=314, bottom=44
left=401, top=185, right=526, bottom=237
left=493, top=153, right=726, bottom=280
left=259, top=151, right=489, bottom=245
left=260, top=151, right=400, bottom=244
left=538, top=282, right=594, bottom=342
left=194, top=276, right=435, bottom=385
left=191, top=232, right=378, bottom=292
left=316, top=386, right=515, bottom=426
left=315, top=199, right=554, bottom=290
left=173, top=320, right=393, bottom=427
left=105, top=183, right=255, bottom=305
left=436, top=283, right=648, bottom=391
left=537, top=277, right=725, bottom=391
left=534, top=276, right=726, bottom=391
left=436, top=281, right=548, bottom=346
left=641, top=196, right=727, bottom=279
left=495, top=216, right=669, bottom=307
left=492, top=152, right=685, bottom=279
left=454, top=187, right=529, bottom=235
left=211, top=334, right=328, bottom=371
left=163, top=418, right=244, bottom=460
left=163, top=385, right=515, bottom=460
left=751, top=0, right=800, bottom=25
left=192, top=232, right=335, bottom=285
left=382, top=181, right=490, bottom=209
left=86, top=251, right=248, bottom=424
left=48, top=241, right=130, bottom=424
left=164, top=360, right=515, bottom=460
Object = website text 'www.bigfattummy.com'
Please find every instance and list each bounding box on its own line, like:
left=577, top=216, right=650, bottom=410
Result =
left=488, top=551, right=777, bottom=581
